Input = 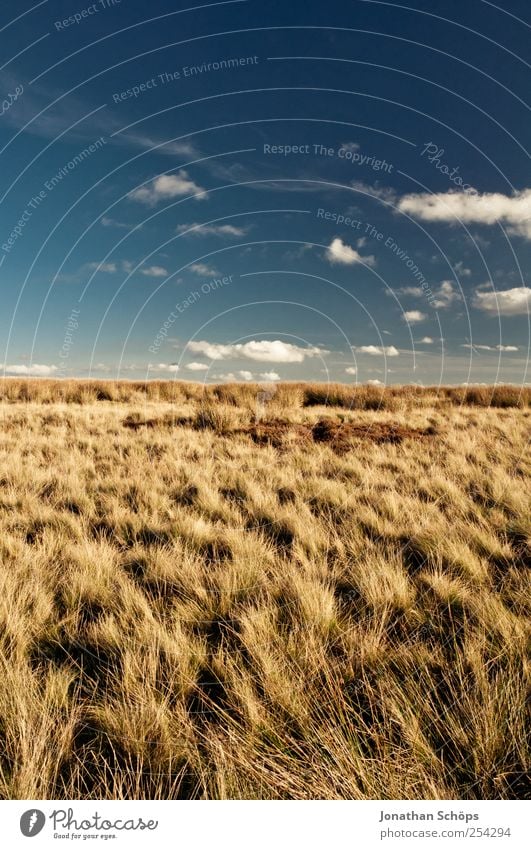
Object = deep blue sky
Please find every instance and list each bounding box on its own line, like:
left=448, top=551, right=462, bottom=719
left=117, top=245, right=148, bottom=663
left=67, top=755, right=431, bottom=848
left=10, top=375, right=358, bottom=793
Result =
left=1, top=0, right=530, bottom=384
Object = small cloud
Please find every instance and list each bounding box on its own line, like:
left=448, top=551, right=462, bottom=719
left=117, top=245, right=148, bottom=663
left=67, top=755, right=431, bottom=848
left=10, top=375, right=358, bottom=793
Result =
left=367, top=379, right=383, bottom=385
left=345, top=366, right=357, bottom=375
left=129, top=171, right=206, bottom=206
left=141, top=265, right=168, bottom=278
left=473, top=286, right=531, bottom=316
left=391, top=281, right=461, bottom=309
left=403, top=310, right=427, bottom=324
left=217, top=370, right=254, bottom=381
left=351, top=180, right=397, bottom=203
left=3, top=363, right=58, bottom=376
left=100, top=216, right=132, bottom=230
left=390, top=286, right=424, bottom=297
left=325, top=237, right=376, bottom=267
left=186, top=362, right=209, bottom=371
left=259, top=371, right=280, bottom=381
left=341, top=141, right=360, bottom=153
left=189, top=263, right=220, bottom=278
left=86, top=261, right=118, bottom=273
left=419, top=336, right=434, bottom=344
left=432, top=280, right=461, bottom=309
left=354, top=345, right=399, bottom=357
left=461, top=343, right=519, bottom=352
left=150, top=363, right=180, bottom=372
left=453, top=260, right=472, bottom=277
left=176, top=222, right=247, bottom=237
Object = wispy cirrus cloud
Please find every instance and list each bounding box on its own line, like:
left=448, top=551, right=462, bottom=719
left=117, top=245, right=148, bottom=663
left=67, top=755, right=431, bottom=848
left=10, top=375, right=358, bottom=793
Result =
left=176, top=222, right=247, bottom=237
left=189, top=263, right=220, bottom=278
left=461, top=343, right=519, bottom=351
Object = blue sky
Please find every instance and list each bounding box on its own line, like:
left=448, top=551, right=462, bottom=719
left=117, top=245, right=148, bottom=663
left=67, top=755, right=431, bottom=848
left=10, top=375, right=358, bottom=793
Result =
left=1, top=0, right=530, bottom=384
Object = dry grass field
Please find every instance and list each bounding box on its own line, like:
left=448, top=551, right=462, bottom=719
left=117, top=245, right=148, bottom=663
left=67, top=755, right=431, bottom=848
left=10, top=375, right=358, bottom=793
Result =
left=0, top=379, right=529, bottom=800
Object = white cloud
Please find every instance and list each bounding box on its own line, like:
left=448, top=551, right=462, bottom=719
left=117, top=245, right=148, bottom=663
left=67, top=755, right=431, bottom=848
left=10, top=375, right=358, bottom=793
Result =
left=391, top=286, right=424, bottom=297
left=259, top=371, right=280, bottom=381
left=150, top=363, right=180, bottom=372
left=392, top=281, right=460, bottom=309
left=461, top=343, right=519, bottom=352
left=3, top=363, right=58, bottom=376
left=187, top=339, right=326, bottom=363
left=453, top=260, right=472, bottom=277
left=397, top=188, right=531, bottom=240
left=100, top=216, right=132, bottom=229
left=141, top=265, right=168, bottom=278
left=129, top=171, right=206, bottom=206
left=186, top=362, right=209, bottom=371
left=367, top=379, right=383, bottom=385
left=403, top=310, right=427, bottom=324
left=325, top=237, right=376, bottom=267
left=473, top=286, right=531, bottom=316
left=432, top=280, right=461, bottom=309
left=354, top=345, right=399, bottom=357
left=351, top=180, right=397, bottom=203
left=189, top=263, right=220, bottom=278
left=176, top=222, right=246, bottom=237
left=345, top=366, right=358, bottom=375
left=217, top=370, right=254, bottom=381
left=341, top=142, right=360, bottom=153
left=419, top=336, right=434, bottom=344
left=87, top=261, right=118, bottom=273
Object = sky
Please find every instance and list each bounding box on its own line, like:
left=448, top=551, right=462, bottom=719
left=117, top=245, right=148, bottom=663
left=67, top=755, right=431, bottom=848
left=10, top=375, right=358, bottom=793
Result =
left=1, top=0, right=530, bottom=385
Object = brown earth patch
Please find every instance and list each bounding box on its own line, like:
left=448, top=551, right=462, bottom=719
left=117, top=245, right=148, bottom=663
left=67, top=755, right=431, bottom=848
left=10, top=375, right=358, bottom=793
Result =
left=242, top=417, right=438, bottom=452
left=311, top=417, right=438, bottom=451
left=122, top=413, right=439, bottom=451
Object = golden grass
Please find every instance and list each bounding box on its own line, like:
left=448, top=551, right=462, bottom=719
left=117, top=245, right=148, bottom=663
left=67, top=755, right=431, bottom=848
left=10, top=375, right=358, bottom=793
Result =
left=0, top=380, right=529, bottom=799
